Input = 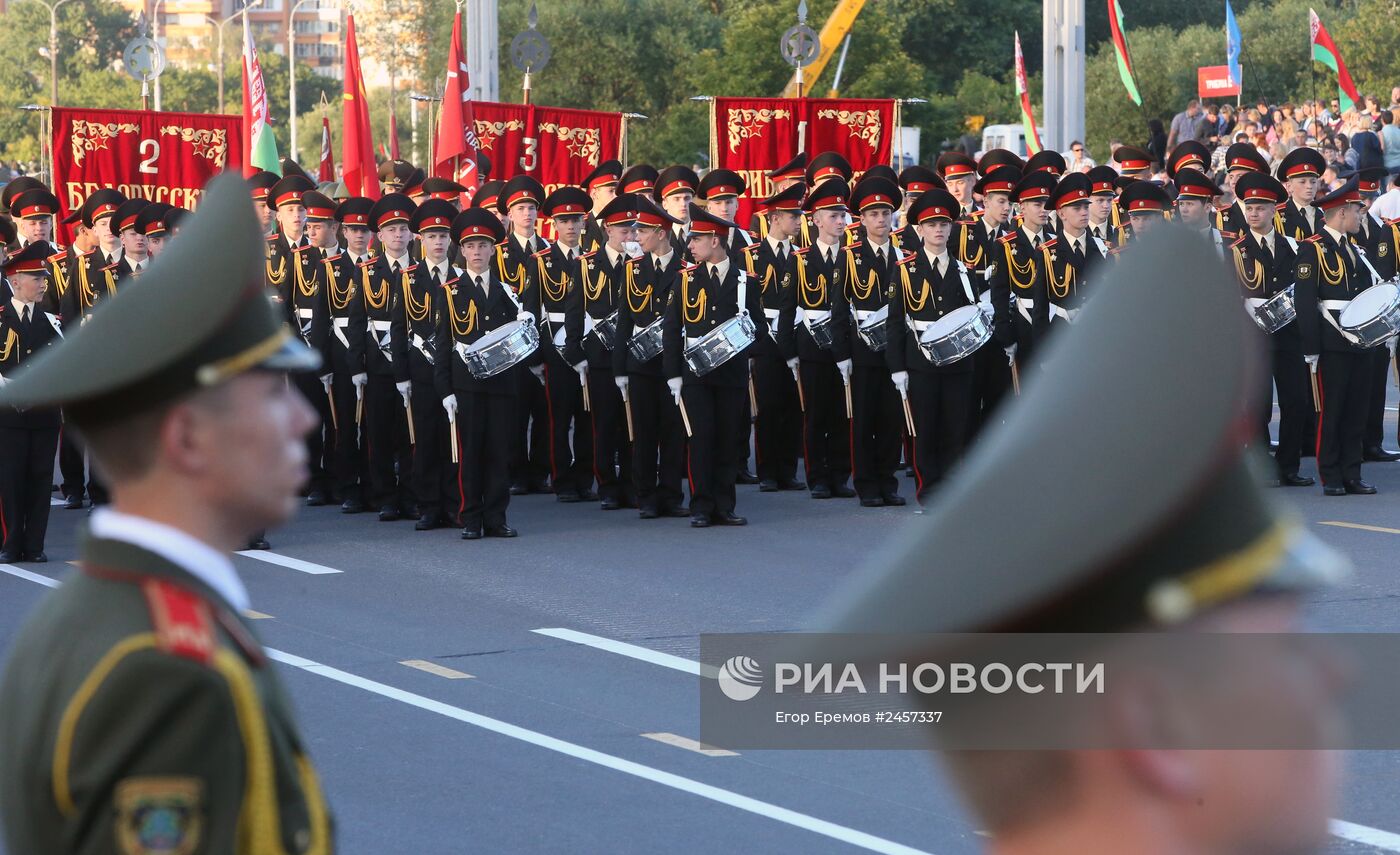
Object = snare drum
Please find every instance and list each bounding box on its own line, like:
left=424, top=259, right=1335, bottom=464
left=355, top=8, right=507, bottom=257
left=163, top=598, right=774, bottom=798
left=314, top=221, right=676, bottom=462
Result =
left=1249, top=284, right=1295, bottom=334
left=856, top=304, right=889, bottom=352
left=918, top=305, right=993, bottom=366
left=806, top=313, right=835, bottom=349
left=590, top=310, right=619, bottom=350
left=1340, top=282, right=1400, bottom=347
left=457, top=319, right=540, bottom=379
left=627, top=316, right=665, bottom=363
left=684, top=312, right=757, bottom=376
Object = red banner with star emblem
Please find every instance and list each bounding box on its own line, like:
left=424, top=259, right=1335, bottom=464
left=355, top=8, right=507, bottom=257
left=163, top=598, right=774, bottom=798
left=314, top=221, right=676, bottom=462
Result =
left=711, top=97, right=895, bottom=227
left=469, top=102, right=622, bottom=195
left=51, top=107, right=245, bottom=242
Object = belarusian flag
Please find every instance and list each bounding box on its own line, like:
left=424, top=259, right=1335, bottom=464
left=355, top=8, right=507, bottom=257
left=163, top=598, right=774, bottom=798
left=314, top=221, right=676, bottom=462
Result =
left=1108, top=0, right=1142, bottom=106
left=1015, top=32, right=1043, bottom=156
left=240, top=13, right=279, bottom=177
left=1310, top=8, right=1360, bottom=113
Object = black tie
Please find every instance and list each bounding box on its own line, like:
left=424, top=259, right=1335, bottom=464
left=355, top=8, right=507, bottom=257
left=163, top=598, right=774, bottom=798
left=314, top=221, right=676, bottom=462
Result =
left=709, top=264, right=720, bottom=283
left=320, top=248, right=328, bottom=260
left=475, top=275, right=484, bottom=291
left=1259, top=239, right=1273, bottom=270
left=391, top=261, right=401, bottom=277
left=655, top=258, right=662, bottom=273
left=1031, top=235, right=1041, bottom=250
left=21, top=305, right=30, bottom=326
left=826, top=248, right=835, bottom=266
left=432, top=267, right=442, bottom=288
left=934, top=257, right=943, bottom=278
left=876, top=247, right=886, bottom=266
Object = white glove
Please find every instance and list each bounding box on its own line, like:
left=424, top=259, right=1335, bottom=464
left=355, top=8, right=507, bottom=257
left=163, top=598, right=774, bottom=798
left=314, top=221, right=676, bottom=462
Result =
left=667, top=376, right=683, bottom=404
left=891, top=370, right=910, bottom=397
left=442, top=395, right=458, bottom=419
left=352, top=372, right=368, bottom=388
left=1305, top=354, right=1320, bottom=369
left=786, top=357, right=799, bottom=372
left=1389, top=336, right=1398, bottom=357
left=396, top=380, right=411, bottom=406
left=836, top=358, right=853, bottom=384
left=0, top=375, right=8, bottom=387
left=615, top=375, right=630, bottom=396
left=517, top=310, right=534, bottom=323
left=1004, top=343, right=1018, bottom=361
left=1066, top=308, right=1081, bottom=323
left=529, top=363, right=545, bottom=381
left=319, top=373, right=332, bottom=393
left=576, top=361, right=589, bottom=387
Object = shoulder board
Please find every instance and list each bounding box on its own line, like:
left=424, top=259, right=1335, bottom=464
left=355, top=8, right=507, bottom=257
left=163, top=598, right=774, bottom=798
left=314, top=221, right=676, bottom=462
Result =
left=793, top=246, right=811, bottom=255
left=1218, top=230, right=1239, bottom=240
left=896, top=252, right=918, bottom=266
left=955, top=218, right=977, bottom=226
left=1385, top=217, right=1400, bottom=226
left=325, top=253, right=342, bottom=263
left=142, top=579, right=215, bottom=665
left=46, top=251, right=66, bottom=264
left=1041, top=238, right=1059, bottom=250
left=532, top=247, right=552, bottom=259
left=1228, top=235, right=1247, bottom=249
left=845, top=241, right=863, bottom=251
left=292, top=244, right=316, bottom=254
left=580, top=249, right=599, bottom=260
left=845, top=222, right=861, bottom=231
left=101, top=263, right=118, bottom=272
left=403, top=263, right=419, bottom=273
left=968, top=209, right=985, bottom=220
left=997, top=232, right=1018, bottom=244
left=741, top=243, right=759, bottom=253
left=442, top=276, right=460, bottom=289
left=1275, top=202, right=1289, bottom=211
left=266, top=234, right=279, bottom=242
left=357, top=258, right=376, bottom=269
left=1304, top=234, right=1323, bottom=243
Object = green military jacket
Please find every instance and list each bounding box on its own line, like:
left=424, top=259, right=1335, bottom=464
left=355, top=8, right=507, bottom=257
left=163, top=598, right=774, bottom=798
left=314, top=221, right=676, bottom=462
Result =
left=0, top=535, right=333, bottom=854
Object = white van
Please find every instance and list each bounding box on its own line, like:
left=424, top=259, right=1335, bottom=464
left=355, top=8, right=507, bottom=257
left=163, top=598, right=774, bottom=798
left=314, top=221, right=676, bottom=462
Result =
left=978, top=124, right=1053, bottom=158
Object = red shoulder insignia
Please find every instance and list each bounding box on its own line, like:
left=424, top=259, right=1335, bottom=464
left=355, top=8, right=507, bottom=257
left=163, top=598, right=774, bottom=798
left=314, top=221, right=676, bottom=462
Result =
left=1219, top=230, right=1239, bottom=240
left=896, top=252, right=918, bottom=266
left=845, top=241, right=863, bottom=251
left=1275, top=202, right=1289, bottom=211
left=793, top=246, right=811, bottom=255
left=142, top=579, right=215, bottom=665
left=955, top=218, right=977, bottom=226
left=997, top=232, right=1018, bottom=244
left=580, top=250, right=599, bottom=260
left=532, top=247, right=552, bottom=259
left=441, top=276, right=460, bottom=289
left=741, top=243, right=759, bottom=253
left=324, top=253, right=342, bottom=263
left=403, top=263, right=419, bottom=273
left=292, top=243, right=316, bottom=254
left=46, top=252, right=66, bottom=264
left=266, top=234, right=279, bottom=242
left=1041, top=238, right=1059, bottom=250
left=1228, top=235, right=1247, bottom=249
left=356, top=258, right=376, bottom=269
left=1304, top=234, right=1323, bottom=243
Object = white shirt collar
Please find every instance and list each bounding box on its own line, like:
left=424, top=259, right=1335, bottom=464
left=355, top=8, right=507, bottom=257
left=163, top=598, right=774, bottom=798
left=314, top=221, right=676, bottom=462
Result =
left=424, top=257, right=450, bottom=279
left=1022, top=225, right=1042, bottom=244
left=1324, top=225, right=1348, bottom=245
left=605, top=245, right=625, bottom=267
left=10, top=296, right=34, bottom=316
left=815, top=238, right=841, bottom=256
left=323, top=243, right=339, bottom=257
left=652, top=249, right=674, bottom=269
left=466, top=267, right=490, bottom=292
left=386, top=252, right=410, bottom=269
left=88, top=508, right=249, bottom=611
left=923, top=248, right=949, bottom=270
left=124, top=254, right=147, bottom=270
left=707, top=258, right=731, bottom=281
left=513, top=231, right=535, bottom=252
left=1062, top=229, right=1085, bottom=250
left=867, top=238, right=891, bottom=254
left=766, top=234, right=789, bottom=254
left=557, top=242, right=581, bottom=259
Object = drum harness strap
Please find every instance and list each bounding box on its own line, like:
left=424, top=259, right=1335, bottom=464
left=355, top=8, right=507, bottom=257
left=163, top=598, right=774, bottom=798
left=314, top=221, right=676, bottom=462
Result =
left=685, top=270, right=747, bottom=348
left=909, top=260, right=974, bottom=334
left=1317, top=242, right=1375, bottom=346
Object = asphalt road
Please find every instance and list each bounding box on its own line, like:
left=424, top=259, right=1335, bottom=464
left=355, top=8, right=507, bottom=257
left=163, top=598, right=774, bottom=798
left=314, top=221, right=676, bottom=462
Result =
left=5, top=424, right=1400, bottom=853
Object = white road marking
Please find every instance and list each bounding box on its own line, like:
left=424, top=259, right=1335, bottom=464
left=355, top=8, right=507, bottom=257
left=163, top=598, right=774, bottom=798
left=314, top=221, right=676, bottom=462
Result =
left=400, top=659, right=474, bottom=679
left=641, top=732, right=738, bottom=757
left=266, top=647, right=929, bottom=855
left=1320, top=520, right=1400, bottom=536
left=5, top=567, right=1399, bottom=852
left=234, top=550, right=342, bottom=575
left=49, top=498, right=64, bottom=506
left=242, top=609, right=274, bottom=620
left=533, top=627, right=718, bottom=678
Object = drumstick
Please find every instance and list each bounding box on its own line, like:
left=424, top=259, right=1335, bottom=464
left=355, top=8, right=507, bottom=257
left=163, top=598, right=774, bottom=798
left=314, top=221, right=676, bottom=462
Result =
left=679, top=396, right=693, bottom=437
left=844, top=380, right=853, bottom=420
left=355, top=391, right=363, bottom=426
left=326, top=386, right=338, bottom=432
left=405, top=398, right=416, bottom=446
left=449, top=414, right=460, bottom=463
left=901, top=392, right=917, bottom=437
left=748, top=374, right=759, bottom=419
left=794, top=368, right=806, bottom=411
left=581, top=378, right=591, bottom=412
left=1310, top=363, right=1321, bottom=413
left=624, top=396, right=635, bottom=441
left=1010, top=357, right=1021, bottom=397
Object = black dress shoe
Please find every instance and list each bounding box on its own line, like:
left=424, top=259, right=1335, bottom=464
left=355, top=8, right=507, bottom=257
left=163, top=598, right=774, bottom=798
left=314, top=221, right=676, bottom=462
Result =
left=758, top=479, right=779, bottom=492
left=664, top=506, right=690, bottom=518
left=24, top=552, right=46, bottom=563
left=64, top=494, right=84, bottom=510
left=1364, top=446, right=1400, bottom=462
left=778, top=479, right=807, bottom=491
left=1323, top=485, right=1347, bottom=496
left=509, top=482, right=530, bottom=496
left=378, top=506, right=401, bottom=522
left=860, top=497, right=885, bottom=508
left=810, top=485, right=832, bottom=499
left=461, top=527, right=483, bottom=539
left=486, top=524, right=519, bottom=538
left=341, top=498, right=367, bottom=514
left=714, top=512, right=748, bottom=526
left=881, top=494, right=906, bottom=507
left=1280, top=473, right=1315, bottom=487
left=638, top=507, right=659, bottom=519
left=577, top=490, right=599, bottom=502
left=690, top=514, right=711, bottom=528
left=0, top=551, right=18, bottom=563
left=247, top=537, right=271, bottom=550
left=1345, top=479, right=1377, bottom=494
left=556, top=491, right=582, bottom=503
left=305, top=491, right=329, bottom=507
left=415, top=514, right=439, bottom=531
left=831, top=485, right=856, bottom=498
left=600, top=497, right=621, bottom=510
left=736, top=470, right=759, bottom=485
left=529, top=479, right=552, bottom=494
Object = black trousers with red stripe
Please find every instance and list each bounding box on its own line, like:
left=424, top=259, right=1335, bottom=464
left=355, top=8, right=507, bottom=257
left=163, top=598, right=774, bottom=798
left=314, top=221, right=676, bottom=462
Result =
left=454, top=389, right=513, bottom=531
left=510, top=366, right=550, bottom=489
left=683, top=383, right=744, bottom=519
left=629, top=373, right=686, bottom=513
left=543, top=363, right=594, bottom=498
left=293, top=371, right=335, bottom=497
left=410, top=378, right=456, bottom=521
left=753, top=354, right=801, bottom=484
left=364, top=375, right=410, bottom=512
left=1317, top=349, right=1372, bottom=487
left=850, top=364, right=902, bottom=502
left=1364, top=345, right=1392, bottom=449
left=1269, top=348, right=1311, bottom=479
left=0, top=424, right=58, bottom=556
left=798, top=360, right=851, bottom=492
left=907, top=369, right=973, bottom=504
left=587, top=368, right=633, bottom=504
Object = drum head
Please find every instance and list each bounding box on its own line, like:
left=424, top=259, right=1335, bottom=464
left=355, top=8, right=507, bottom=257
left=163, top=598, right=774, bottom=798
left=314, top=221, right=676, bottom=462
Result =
left=920, top=305, right=983, bottom=343
left=470, top=319, right=523, bottom=351
left=1341, top=283, right=1400, bottom=326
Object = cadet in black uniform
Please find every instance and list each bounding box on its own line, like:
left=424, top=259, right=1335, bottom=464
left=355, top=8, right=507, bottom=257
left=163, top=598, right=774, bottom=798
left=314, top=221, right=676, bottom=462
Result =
left=1353, top=163, right=1400, bottom=462
left=664, top=205, right=770, bottom=527
left=958, top=166, right=1019, bottom=435
left=1118, top=180, right=1172, bottom=238
left=495, top=175, right=552, bottom=495
left=777, top=180, right=854, bottom=499
left=989, top=171, right=1056, bottom=376
left=935, top=152, right=978, bottom=218
left=1276, top=148, right=1326, bottom=241
left=1230, top=171, right=1313, bottom=487
left=582, top=159, right=621, bottom=252
left=1086, top=165, right=1124, bottom=247
left=1296, top=177, right=1377, bottom=496
left=615, top=195, right=689, bottom=518
left=1215, top=142, right=1270, bottom=234
left=1036, top=173, right=1109, bottom=345
left=367, top=193, right=418, bottom=520
left=657, top=165, right=699, bottom=259
left=887, top=189, right=977, bottom=504
left=436, top=209, right=533, bottom=538
left=0, top=243, right=62, bottom=562
left=743, top=182, right=806, bottom=492
left=536, top=186, right=596, bottom=503
left=750, top=151, right=807, bottom=241
left=566, top=193, right=636, bottom=509
left=324, top=196, right=372, bottom=513
left=701, top=169, right=754, bottom=266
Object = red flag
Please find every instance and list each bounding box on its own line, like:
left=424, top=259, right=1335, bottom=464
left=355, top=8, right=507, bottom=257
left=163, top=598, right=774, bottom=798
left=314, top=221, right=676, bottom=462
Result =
left=434, top=10, right=481, bottom=198
left=318, top=116, right=334, bottom=182
left=389, top=111, right=400, bottom=161
left=340, top=14, right=379, bottom=199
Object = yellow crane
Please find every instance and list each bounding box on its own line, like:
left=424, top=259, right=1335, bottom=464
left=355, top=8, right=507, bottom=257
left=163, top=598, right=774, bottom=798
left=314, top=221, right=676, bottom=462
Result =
left=780, top=0, right=868, bottom=98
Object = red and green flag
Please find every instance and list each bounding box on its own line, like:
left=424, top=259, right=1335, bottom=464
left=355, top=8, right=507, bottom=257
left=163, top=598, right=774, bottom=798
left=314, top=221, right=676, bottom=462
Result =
left=1309, top=8, right=1360, bottom=113
left=1014, top=32, right=1043, bottom=156
left=1108, top=0, right=1142, bottom=106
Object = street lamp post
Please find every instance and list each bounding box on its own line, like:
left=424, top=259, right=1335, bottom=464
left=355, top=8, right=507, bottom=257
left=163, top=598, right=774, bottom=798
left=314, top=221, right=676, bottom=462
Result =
left=25, top=0, right=73, bottom=108
left=203, top=0, right=262, bottom=115
left=287, top=0, right=317, bottom=158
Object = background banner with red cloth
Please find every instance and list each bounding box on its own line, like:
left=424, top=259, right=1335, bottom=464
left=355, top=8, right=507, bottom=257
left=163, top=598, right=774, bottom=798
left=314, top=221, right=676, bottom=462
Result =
left=711, top=97, right=895, bottom=226
left=470, top=102, right=622, bottom=195
left=50, top=106, right=244, bottom=242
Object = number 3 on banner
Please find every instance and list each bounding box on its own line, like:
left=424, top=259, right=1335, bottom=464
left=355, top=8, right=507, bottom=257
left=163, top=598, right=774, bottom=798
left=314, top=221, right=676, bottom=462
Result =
left=138, top=139, right=160, bottom=174
left=519, top=137, right=537, bottom=173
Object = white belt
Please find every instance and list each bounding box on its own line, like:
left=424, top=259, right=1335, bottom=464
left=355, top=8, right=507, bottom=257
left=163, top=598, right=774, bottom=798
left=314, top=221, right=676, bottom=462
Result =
left=332, top=316, right=351, bottom=349
left=1245, top=297, right=1267, bottom=309
left=854, top=309, right=877, bottom=323
left=296, top=308, right=314, bottom=319
left=411, top=333, right=433, bottom=358
left=1319, top=303, right=1363, bottom=345
left=547, top=312, right=566, bottom=324
left=763, top=308, right=780, bottom=320
left=910, top=319, right=936, bottom=333
left=369, top=319, right=392, bottom=332
left=1049, top=303, right=1071, bottom=321
left=1016, top=298, right=1036, bottom=325
left=801, top=309, right=831, bottom=327
left=1320, top=300, right=1352, bottom=311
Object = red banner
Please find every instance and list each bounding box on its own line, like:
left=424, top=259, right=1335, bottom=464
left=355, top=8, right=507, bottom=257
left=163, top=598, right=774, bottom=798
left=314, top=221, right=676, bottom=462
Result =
left=51, top=107, right=244, bottom=242
left=712, top=97, right=895, bottom=225
left=471, top=102, right=623, bottom=195
left=1197, top=65, right=1241, bottom=98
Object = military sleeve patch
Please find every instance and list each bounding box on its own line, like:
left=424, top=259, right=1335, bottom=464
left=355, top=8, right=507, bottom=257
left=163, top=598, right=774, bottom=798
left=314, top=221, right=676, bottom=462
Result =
left=115, top=776, right=203, bottom=855
left=1297, top=263, right=1313, bottom=278
left=887, top=283, right=896, bottom=300
left=1381, top=243, right=1390, bottom=257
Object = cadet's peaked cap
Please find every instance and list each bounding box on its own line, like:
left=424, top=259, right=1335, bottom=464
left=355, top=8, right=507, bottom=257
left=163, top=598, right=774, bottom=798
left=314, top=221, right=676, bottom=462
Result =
left=378, top=159, right=416, bottom=187
left=114, top=199, right=150, bottom=232
left=420, top=177, right=468, bottom=201
left=0, top=217, right=17, bottom=247
left=975, top=166, right=1022, bottom=196
left=1276, top=147, right=1327, bottom=181
left=402, top=168, right=428, bottom=197
left=471, top=180, right=504, bottom=211
left=656, top=165, right=700, bottom=199
left=850, top=176, right=901, bottom=212
left=280, top=158, right=313, bottom=182
left=1317, top=175, right=1362, bottom=211
left=162, top=206, right=189, bottom=232
left=300, top=191, right=337, bottom=222
left=1168, top=140, right=1211, bottom=179
left=906, top=189, right=960, bottom=224
left=977, top=149, right=1025, bottom=176
left=0, top=175, right=320, bottom=423
left=0, top=176, right=46, bottom=211
left=862, top=165, right=899, bottom=185
left=685, top=203, right=742, bottom=239
left=135, top=202, right=173, bottom=236
left=1050, top=173, right=1093, bottom=209
left=619, top=164, right=659, bottom=196
left=1013, top=170, right=1058, bottom=202
left=813, top=227, right=1345, bottom=646
left=899, top=165, right=944, bottom=195
left=247, top=170, right=279, bottom=201
left=807, top=152, right=853, bottom=186
left=4, top=240, right=54, bottom=275
left=543, top=186, right=591, bottom=219
left=1232, top=172, right=1285, bottom=205
left=767, top=151, right=808, bottom=181
left=1112, top=145, right=1153, bottom=174
left=804, top=179, right=849, bottom=212
left=699, top=169, right=746, bottom=201
left=1086, top=165, right=1119, bottom=195
left=410, top=199, right=457, bottom=232
left=635, top=193, right=683, bottom=228
left=369, top=193, right=416, bottom=229
left=1173, top=168, right=1223, bottom=200
left=1025, top=149, right=1068, bottom=176
left=760, top=182, right=805, bottom=214
left=451, top=207, right=505, bottom=244
left=935, top=151, right=978, bottom=179
left=582, top=159, right=622, bottom=192
left=1119, top=180, right=1172, bottom=213
left=1224, top=142, right=1268, bottom=174
left=598, top=193, right=639, bottom=227
left=497, top=175, right=545, bottom=213
left=269, top=174, right=316, bottom=209
left=335, top=197, right=374, bottom=226
left=10, top=187, right=59, bottom=220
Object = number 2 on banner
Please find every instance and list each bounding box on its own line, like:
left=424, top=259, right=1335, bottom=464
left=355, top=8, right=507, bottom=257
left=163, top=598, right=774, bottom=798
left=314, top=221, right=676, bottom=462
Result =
left=138, top=139, right=160, bottom=174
